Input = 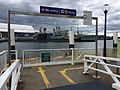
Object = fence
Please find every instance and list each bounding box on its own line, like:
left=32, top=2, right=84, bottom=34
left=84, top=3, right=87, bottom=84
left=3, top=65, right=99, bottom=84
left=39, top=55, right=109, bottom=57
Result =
left=74, top=48, right=117, bottom=57
left=0, top=60, right=21, bottom=90
left=83, top=55, right=120, bottom=90
left=0, top=50, right=18, bottom=74
left=23, top=48, right=84, bottom=67
left=22, top=48, right=115, bottom=67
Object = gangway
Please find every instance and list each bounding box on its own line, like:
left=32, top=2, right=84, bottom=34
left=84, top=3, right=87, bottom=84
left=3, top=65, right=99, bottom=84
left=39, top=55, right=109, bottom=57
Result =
left=0, top=49, right=120, bottom=90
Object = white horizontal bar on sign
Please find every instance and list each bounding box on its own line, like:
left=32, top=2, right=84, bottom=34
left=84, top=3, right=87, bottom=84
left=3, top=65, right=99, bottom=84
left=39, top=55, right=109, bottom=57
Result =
left=85, top=66, right=120, bottom=78
left=85, top=55, right=120, bottom=62
left=85, top=60, right=120, bottom=68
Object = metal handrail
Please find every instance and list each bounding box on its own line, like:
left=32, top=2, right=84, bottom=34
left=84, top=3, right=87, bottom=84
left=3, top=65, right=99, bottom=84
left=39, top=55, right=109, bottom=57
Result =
left=22, top=48, right=112, bottom=52
left=85, top=55, right=120, bottom=61
left=0, top=50, right=18, bottom=74
left=0, top=50, right=7, bottom=74
left=0, top=60, right=21, bottom=90
left=83, top=55, right=120, bottom=90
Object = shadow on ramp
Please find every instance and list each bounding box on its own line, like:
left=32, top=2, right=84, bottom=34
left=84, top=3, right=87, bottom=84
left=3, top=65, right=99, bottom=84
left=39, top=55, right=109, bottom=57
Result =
left=45, top=82, right=114, bottom=90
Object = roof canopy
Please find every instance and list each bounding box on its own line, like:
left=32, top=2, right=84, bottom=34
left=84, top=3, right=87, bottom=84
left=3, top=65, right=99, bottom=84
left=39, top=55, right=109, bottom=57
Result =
left=0, top=23, right=36, bottom=33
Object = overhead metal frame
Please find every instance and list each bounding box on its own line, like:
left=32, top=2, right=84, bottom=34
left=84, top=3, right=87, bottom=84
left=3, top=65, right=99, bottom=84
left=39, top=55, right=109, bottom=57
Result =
left=7, top=10, right=98, bottom=66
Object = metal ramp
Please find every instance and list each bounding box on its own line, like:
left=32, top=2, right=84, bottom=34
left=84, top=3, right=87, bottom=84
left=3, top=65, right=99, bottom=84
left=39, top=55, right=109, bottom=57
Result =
left=47, top=82, right=114, bottom=90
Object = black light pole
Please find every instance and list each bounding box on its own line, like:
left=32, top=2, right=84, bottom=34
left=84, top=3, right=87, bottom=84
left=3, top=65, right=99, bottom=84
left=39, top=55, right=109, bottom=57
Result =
left=103, top=10, right=107, bottom=57
left=102, top=4, right=110, bottom=57
left=8, top=10, right=11, bottom=66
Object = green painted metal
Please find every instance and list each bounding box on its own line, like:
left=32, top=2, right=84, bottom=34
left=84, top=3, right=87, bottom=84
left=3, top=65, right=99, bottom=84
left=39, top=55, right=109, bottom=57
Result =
left=41, top=53, right=51, bottom=62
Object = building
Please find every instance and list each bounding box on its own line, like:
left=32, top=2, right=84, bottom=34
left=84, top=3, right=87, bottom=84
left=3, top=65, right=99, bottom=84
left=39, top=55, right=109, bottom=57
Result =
left=0, top=23, right=37, bottom=39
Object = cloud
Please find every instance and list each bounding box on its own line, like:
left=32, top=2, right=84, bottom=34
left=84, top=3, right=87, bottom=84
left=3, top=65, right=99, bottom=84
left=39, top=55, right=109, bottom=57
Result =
left=0, top=0, right=120, bottom=33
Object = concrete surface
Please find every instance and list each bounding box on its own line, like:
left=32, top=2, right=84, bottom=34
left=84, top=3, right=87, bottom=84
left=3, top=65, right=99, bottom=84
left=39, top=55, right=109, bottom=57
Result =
left=17, top=63, right=116, bottom=90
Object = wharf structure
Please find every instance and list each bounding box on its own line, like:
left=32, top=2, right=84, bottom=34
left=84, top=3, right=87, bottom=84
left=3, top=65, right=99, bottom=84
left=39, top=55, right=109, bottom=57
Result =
left=0, top=7, right=120, bottom=90
left=0, top=48, right=120, bottom=90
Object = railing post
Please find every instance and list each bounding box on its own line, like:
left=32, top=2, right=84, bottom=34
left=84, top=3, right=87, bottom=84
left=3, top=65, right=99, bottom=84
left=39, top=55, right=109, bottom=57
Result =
left=92, top=58, right=100, bottom=79
left=95, top=17, right=98, bottom=78
left=71, top=48, right=74, bottom=65
left=83, top=56, right=88, bottom=74
left=22, top=50, right=25, bottom=67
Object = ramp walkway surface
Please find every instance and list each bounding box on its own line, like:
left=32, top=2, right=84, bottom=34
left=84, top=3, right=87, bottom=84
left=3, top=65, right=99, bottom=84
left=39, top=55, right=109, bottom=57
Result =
left=47, top=82, right=114, bottom=90
left=17, top=64, right=115, bottom=90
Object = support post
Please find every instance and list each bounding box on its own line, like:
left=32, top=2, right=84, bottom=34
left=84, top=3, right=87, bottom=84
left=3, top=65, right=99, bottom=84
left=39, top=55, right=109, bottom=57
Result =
left=8, top=10, right=11, bottom=90
left=93, top=17, right=100, bottom=78
left=8, top=10, right=11, bottom=66
left=69, top=30, right=75, bottom=48
left=83, top=56, right=88, bottom=74
left=69, top=30, right=74, bottom=63
left=10, top=29, right=16, bottom=60
left=95, top=17, right=98, bottom=78
left=113, top=32, right=118, bottom=48
left=103, top=11, right=107, bottom=57
left=71, top=48, right=74, bottom=65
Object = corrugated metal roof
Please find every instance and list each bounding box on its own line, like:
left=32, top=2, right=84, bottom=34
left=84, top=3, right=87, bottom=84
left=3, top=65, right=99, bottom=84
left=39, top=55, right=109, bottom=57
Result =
left=0, top=23, right=36, bottom=33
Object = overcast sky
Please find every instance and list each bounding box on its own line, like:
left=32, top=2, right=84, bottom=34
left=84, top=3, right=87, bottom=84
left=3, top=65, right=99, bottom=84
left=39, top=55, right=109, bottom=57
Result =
left=0, top=0, right=120, bottom=34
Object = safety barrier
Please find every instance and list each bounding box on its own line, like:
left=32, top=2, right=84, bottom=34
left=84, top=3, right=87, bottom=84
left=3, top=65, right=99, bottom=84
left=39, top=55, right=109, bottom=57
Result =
left=0, top=60, right=21, bottom=90
left=0, top=50, right=18, bottom=74
left=83, top=55, right=120, bottom=90
left=22, top=48, right=115, bottom=67
left=0, top=51, right=7, bottom=74
left=22, top=48, right=86, bottom=67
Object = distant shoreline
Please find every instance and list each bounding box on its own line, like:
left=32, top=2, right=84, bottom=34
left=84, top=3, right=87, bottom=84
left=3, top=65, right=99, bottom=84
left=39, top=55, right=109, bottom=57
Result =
left=0, top=39, right=96, bottom=42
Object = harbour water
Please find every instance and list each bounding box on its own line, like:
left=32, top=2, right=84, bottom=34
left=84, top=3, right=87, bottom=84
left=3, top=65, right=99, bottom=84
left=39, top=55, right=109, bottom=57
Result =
left=0, top=40, right=113, bottom=52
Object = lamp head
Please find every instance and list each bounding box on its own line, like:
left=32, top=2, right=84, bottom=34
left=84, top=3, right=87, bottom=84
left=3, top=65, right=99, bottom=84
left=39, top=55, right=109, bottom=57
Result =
left=102, top=4, right=110, bottom=13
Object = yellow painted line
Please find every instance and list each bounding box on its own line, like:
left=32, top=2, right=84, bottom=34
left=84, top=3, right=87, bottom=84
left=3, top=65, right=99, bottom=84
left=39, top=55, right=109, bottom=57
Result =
left=64, top=67, right=83, bottom=72
left=59, top=67, right=83, bottom=84
left=59, top=71, right=76, bottom=84
left=38, top=67, right=50, bottom=88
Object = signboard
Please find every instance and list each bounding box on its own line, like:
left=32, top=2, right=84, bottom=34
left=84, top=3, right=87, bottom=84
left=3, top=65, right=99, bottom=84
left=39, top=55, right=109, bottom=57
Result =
left=59, top=8, right=76, bottom=16
left=83, top=11, right=92, bottom=25
left=10, top=29, right=15, bottom=46
left=113, top=32, right=118, bottom=44
left=69, top=31, right=74, bottom=44
left=40, top=6, right=59, bottom=15
left=40, top=6, right=76, bottom=16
